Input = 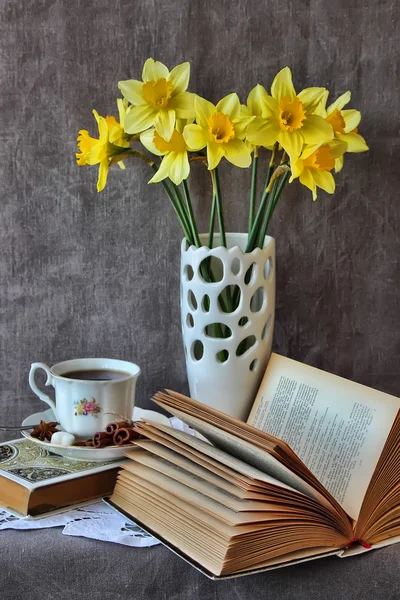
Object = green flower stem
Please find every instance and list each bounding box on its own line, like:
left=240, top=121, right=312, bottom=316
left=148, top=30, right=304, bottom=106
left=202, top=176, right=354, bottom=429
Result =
left=208, top=191, right=216, bottom=249
left=150, top=165, right=192, bottom=244
left=245, top=144, right=278, bottom=253
left=248, top=149, right=259, bottom=230
left=211, top=168, right=226, bottom=248
left=182, top=179, right=201, bottom=248
left=257, top=170, right=290, bottom=246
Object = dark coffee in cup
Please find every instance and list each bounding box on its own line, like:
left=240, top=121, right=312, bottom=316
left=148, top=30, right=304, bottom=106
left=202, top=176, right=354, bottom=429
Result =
left=62, top=369, right=129, bottom=381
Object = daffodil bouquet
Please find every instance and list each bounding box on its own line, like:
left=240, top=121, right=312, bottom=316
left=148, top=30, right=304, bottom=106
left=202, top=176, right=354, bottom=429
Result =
left=76, top=59, right=368, bottom=254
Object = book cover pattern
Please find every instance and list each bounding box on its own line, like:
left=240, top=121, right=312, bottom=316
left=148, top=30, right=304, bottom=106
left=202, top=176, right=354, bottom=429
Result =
left=0, top=439, right=111, bottom=483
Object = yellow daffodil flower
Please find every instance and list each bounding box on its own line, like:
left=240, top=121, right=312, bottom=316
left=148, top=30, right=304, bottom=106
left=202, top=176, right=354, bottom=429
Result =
left=240, top=85, right=274, bottom=152
left=105, top=99, right=130, bottom=150
left=140, top=120, right=195, bottom=185
left=118, top=59, right=195, bottom=142
left=290, top=140, right=347, bottom=200
left=246, top=67, right=333, bottom=160
left=183, top=93, right=252, bottom=170
left=76, top=109, right=127, bottom=192
left=315, top=90, right=369, bottom=172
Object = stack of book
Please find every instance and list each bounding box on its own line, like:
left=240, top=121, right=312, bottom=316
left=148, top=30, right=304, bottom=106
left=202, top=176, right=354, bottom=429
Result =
left=0, top=439, right=121, bottom=517
left=109, top=354, right=400, bottom=578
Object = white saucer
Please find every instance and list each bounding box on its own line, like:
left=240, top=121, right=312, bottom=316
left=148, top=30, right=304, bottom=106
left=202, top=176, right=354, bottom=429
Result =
left=21, top=406, right=171, bottom=462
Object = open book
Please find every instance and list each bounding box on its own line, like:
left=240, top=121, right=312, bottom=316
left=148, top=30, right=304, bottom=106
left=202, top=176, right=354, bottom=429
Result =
left=109, top=353, right=400, bottom=578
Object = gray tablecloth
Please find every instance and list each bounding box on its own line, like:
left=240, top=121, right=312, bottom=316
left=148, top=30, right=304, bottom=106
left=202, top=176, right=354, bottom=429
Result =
left=1, top=529, right=399, bottom=600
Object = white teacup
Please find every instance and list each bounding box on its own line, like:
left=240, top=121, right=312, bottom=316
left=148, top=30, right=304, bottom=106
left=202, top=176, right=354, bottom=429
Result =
left=29, top=358, right=141, bottom=439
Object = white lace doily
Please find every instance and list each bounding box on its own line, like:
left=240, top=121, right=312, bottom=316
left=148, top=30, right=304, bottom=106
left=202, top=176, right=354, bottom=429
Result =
left=0, top=417, right=196, bottom=548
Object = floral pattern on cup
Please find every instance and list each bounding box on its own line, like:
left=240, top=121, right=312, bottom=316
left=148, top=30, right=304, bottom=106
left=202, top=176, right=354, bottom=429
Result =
left=73, top=397, right=101, bottom=417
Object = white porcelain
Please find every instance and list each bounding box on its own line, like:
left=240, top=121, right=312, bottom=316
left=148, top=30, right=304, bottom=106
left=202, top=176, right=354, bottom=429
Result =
left=28, top=358, right=141, bottom=439
left=20, top=430, right=130, bottom=461
left=181, top=233, right=275, bottom=421
left=21, top=406, right=171, bottom=462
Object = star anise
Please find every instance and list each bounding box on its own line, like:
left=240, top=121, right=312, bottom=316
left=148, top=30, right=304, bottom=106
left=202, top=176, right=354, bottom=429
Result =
left=31, top=420, right=59, bottom=441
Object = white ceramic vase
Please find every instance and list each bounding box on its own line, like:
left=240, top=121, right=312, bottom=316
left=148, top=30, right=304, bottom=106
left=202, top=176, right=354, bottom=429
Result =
left=180, top=233, right=275, bottom=421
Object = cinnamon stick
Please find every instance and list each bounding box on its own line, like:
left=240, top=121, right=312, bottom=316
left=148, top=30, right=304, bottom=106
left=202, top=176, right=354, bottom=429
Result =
left=93, top=431, right=115, bottom=448
left=113, top=427, right=140, bottom=446
left=105, top=420, right=132, bottom=434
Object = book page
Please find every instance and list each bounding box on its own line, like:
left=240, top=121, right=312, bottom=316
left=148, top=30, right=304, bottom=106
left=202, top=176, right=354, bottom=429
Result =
left=248, top=354, right=400, bottom=519
left=152, top=407, right=335, bottom=509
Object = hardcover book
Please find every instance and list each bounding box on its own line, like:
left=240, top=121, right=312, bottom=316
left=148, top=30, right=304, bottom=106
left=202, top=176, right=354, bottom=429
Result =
left=0, top=438, right=121, bottom=517
left=109, top=353, right=400, bottom=578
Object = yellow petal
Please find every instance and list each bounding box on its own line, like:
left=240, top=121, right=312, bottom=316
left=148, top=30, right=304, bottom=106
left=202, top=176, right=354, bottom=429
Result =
left=149, top=153, right=174, bottom=183
left=233, top=116, right=254, bottom=140
left=154, top=109, right=175, bottom=141
left=299, top=168, right=317, bottom=200
left=183, top=124, right=209, bottom=151
left=289, top=158, right=304, bottom=181
left=169, top=92, right=196, bottom=119
left=312, top=170, right=335, bottom=194
left=169, top=151, right=190, bottom=185
left=117, top=98, right=128, bottom=127
left=246, top=117, right=280, bottom=148
left=247, top=84, right=269, bottom=117
left=118, top=161, right=126, bottom=170
left=329, top=139, right=348, bottom=158
left=216, top=93, right=240, bottom=119
left=298, top=87, right=327, bottom=114
left=124, top=104, right=157, bottom=134
left=335, top=156, right=344, bottom=173
left=140, top=128, right=165, bottom=156
left=300, top=143, right=322, bottom=160
left=277, top=129, right=303, bottom=159
left=84, top=144, right=103, bottom=165
left=194, top=95, right=215, bottom=129
left=327, top=91, right=351, bottom=114
left=261, top=94, right=279, bottom=118
left=97, top=115, right=109, bottom=143
left=301, top=114, right=333, bottom=145
left=97, top=159, right=109, bottom=192
left=207, top=141, right=225, bottom=170
left=271, top=67, right=296, bottom=101
left=337, top=132, right=368, bottom=153
left=313, top=89, right=329, bottom=117
left=223, top=139, right=252, bottom=168
left=118, top=80, right=145, bottom=105
left=168, top=62, right=190, bottom=95
left=342, top=109, right=361, bottom=132
left=142, top=58, right=169, bottom=82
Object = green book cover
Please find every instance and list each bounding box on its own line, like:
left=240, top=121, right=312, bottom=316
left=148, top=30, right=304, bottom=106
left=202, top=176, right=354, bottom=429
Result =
left=0, top=438, right=118, bottom=490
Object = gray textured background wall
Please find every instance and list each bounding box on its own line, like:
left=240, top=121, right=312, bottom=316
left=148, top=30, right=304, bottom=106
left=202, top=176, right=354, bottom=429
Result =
left=0, top=0, right=399, bottom=441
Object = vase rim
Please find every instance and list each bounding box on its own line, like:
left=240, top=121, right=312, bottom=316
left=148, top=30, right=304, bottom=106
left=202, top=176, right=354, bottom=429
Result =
left=181, top=233, right=274, bottom=255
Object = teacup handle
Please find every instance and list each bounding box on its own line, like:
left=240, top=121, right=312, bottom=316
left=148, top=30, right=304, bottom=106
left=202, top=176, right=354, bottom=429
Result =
left=29, top=363, right=57, bottom=416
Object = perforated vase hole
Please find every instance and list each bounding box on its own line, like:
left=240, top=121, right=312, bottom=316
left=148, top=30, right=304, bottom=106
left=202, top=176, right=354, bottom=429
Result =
left=236, top=335, right=257, bottom=356
left=264, top=257, right=273, bottom=280
left=249, top=358, right=259, bottom=371
left=250, top=287, right=267, bottom=313
left=188, top=290, right=198, bottom=311
left=201, top=294, right=210, bottom=313
left=183, top=264, right=194, bottom=281
left=199, top=256, right=224, bottom=283
left=231, top=257, right=241, bottom=276
left=216, top=349, right=229, bottom=363
left=204, top=323, right=232, bottom=339
left=261, top=316, right=272, bottom=340
left=238, top=316, right=249, bottom=327
left=245, top=263, right=256, bottom=285
left=191, top=340, right=204, bottom=361
left=218, top=285, right=241, bottom=313
left=186, top=313, right=194, bottom=328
